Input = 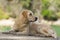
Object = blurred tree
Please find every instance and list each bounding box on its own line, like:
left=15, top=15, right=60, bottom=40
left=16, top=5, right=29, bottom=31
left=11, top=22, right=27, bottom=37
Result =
left=56, top=12, right=60, bottom=18
left=41, top=0, right=58, bottom=20
left=7, top=0, right=13, bottom=2
left=32, top=0, right=42, bottom=22
left=41, top=0, right=58, bottom=25
left=20, top=0, right=31, bottom=9
left=6, top=0, right=31, bottom=18
left=0, top=0, right=60, bottom=20
left=42, top=9, right=58, bottom=21
left=0, top=7, right=9, bottom=19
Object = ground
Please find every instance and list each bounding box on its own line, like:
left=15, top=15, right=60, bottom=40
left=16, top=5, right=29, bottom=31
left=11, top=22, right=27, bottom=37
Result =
left=0, top=33, right=58, bottom=40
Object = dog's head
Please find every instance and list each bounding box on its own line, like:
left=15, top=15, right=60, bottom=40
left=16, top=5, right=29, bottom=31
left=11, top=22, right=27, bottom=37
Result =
left=21, top=10, right=37, bottom=22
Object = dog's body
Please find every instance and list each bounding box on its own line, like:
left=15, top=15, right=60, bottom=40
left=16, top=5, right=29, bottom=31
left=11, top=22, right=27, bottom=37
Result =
left=29, top=20, right=57, bottom=38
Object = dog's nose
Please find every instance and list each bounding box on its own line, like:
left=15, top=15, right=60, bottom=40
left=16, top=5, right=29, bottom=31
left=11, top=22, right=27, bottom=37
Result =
left=35, top=17, right=38, bottom=21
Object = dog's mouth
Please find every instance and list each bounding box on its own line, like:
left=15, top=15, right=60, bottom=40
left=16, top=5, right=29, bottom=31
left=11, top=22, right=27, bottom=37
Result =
left=35, top=17, right=38, bottom=21
left=29, top=17, right=38, bottom=22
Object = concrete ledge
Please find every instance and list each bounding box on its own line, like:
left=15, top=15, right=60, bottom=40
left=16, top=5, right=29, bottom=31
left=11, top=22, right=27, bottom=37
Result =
left=0, top=33, right=58, bottom=40
left=0, top=36, right=57, bottom=40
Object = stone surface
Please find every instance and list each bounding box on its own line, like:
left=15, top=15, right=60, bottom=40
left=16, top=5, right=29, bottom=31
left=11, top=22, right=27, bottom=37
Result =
left=0, top=33, right=58, bottom=40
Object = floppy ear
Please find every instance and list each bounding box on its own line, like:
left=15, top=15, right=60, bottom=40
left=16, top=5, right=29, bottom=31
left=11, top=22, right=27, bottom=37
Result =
left=22, top=10, right=27, bottom=18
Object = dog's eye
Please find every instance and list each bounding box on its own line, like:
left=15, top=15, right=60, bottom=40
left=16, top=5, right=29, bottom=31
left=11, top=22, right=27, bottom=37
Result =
left=29, top=13, right=32, bottom=16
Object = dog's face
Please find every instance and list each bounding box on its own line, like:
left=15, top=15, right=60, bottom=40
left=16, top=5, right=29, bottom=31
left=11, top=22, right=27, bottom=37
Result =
left=22, top=10, right=37, bottom=22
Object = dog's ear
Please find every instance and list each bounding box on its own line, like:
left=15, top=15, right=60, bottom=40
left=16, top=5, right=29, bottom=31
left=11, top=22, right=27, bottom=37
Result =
left=22, top=10, right=27, bottom=18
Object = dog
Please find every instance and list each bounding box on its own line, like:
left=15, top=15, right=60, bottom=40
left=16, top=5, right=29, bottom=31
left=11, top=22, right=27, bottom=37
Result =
left=2, top=9, right=57, bottom=38
left=11, top=9, right=37, bottom=35
left=29, top=18, right=57, bottom=38
left=2, top=9, right=37, bottom=35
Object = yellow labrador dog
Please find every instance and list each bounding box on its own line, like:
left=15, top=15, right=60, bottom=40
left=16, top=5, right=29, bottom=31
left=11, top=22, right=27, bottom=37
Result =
left=2, top=9, right=37, bottom=35
left=13, top=10, right=37, bottom=35
left=30, top=18, right=57, bottom=38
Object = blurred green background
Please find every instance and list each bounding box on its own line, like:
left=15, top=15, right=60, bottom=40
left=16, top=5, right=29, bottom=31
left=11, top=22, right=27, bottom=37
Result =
left=0, top=0, right=60, bottom=36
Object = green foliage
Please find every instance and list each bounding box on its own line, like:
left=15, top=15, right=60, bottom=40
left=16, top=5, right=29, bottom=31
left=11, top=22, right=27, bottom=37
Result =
left=56, top=12, right=60, bottom=18
left=6, top=5, right=11, bottom=12
left=41, top=0, right=58, bottom=21
left=20, top=0, right=31, bottom=8
left=42, top=0, right=50, bottom=9
left=42, top=9, right=52, bottom=17
left=0, top=8, right=10, bottom=20
left=41, top=9, right=58, bottom=21
left=55, top=0, right=60, bottom=9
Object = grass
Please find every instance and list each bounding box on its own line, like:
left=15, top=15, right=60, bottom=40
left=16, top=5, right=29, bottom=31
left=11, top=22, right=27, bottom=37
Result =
left=0, top=26, right=11, bottom=32
left=52, top=25, right=60, bottom=36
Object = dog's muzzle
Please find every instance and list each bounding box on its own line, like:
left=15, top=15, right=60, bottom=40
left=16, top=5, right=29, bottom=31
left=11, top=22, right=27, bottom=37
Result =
left=29, top=17, right=38, bottom=22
